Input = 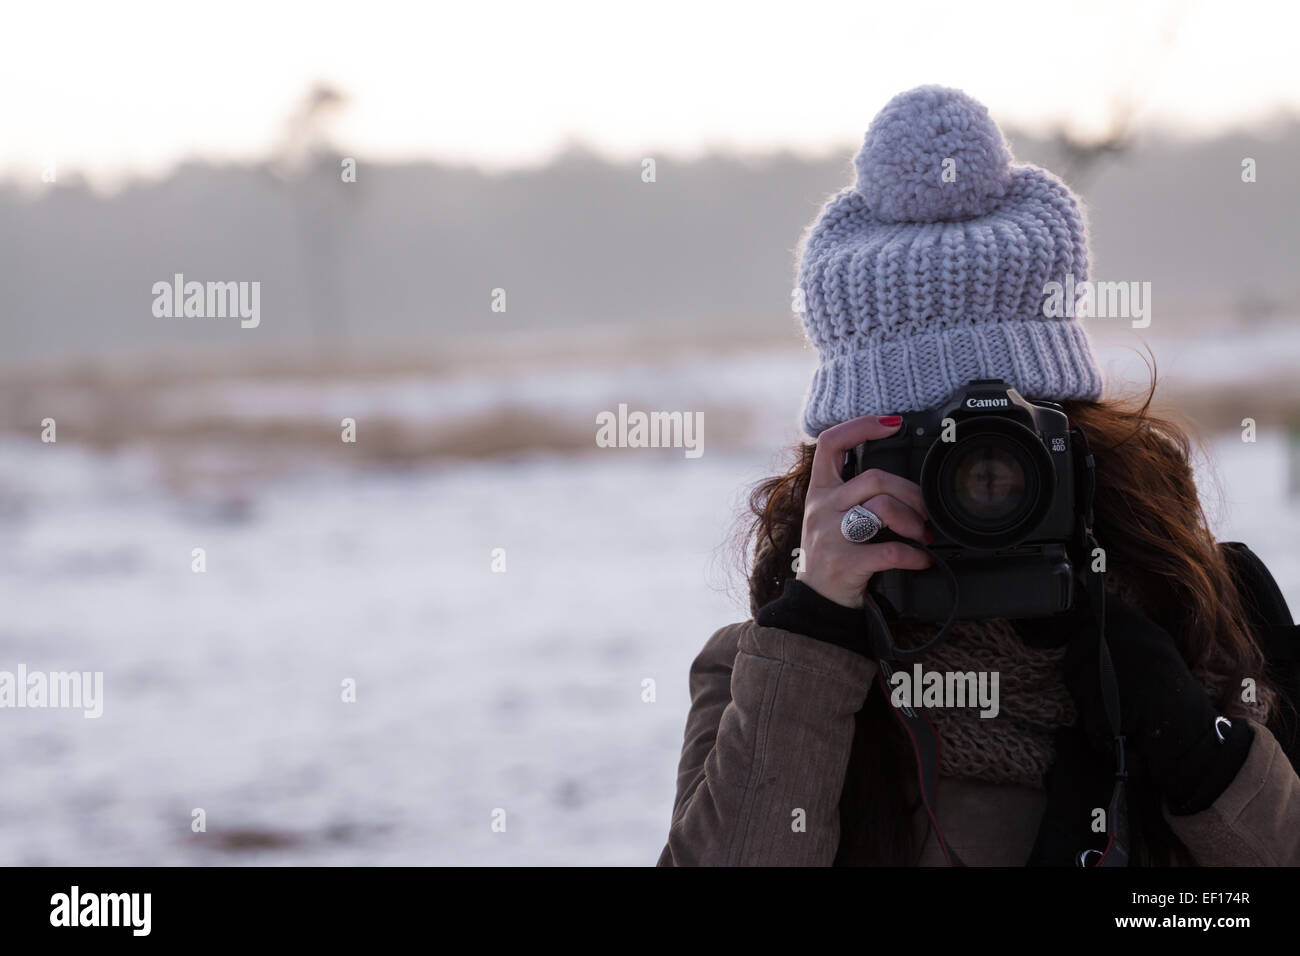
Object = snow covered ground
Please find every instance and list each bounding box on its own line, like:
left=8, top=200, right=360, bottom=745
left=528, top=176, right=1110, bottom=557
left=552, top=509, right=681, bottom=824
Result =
left=0, top=439, right=766, bottom=864
left=0, top=330, right=1297, bottom=866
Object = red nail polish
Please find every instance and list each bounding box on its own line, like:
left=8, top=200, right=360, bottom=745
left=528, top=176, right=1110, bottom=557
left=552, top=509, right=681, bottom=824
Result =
left=924, top=529, right=935, bottom=545
left=878, top=415, right=902, bottom=427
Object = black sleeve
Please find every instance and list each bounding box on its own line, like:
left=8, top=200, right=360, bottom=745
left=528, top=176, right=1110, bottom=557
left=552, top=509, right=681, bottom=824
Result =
left=755, top=578, right=874, bottom=658
left=1163, top=717, right=1256, bottom=816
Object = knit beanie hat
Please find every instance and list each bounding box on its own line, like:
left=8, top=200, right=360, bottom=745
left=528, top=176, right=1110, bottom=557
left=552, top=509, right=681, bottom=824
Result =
left=795, top=85, right=1105, bottom=437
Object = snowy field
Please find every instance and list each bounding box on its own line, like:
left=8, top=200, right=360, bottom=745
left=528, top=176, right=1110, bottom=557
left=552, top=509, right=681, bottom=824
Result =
left=1, top=332, right=1298, bottom=866
left=0, top=439, right=768, bottom=865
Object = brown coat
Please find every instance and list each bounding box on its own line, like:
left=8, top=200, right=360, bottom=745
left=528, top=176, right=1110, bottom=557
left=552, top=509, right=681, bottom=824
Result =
left=657, top=620, right=1300, bottom=866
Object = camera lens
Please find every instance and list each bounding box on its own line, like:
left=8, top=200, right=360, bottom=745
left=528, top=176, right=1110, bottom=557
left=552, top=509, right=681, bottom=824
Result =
left=920, top=417, right=1053, bottom=549
left=949, top=443, right=1027, bottom=523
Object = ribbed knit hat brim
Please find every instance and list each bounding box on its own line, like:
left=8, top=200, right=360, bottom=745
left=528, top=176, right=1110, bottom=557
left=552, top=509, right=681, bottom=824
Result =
left=800, top=318, right=1103, bottom=437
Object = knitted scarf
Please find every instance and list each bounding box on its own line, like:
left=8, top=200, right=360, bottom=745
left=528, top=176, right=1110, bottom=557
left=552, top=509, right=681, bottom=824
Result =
left=888, top=609, right=1263, bottom=790
left=893, top=617, right=1074, bottom=789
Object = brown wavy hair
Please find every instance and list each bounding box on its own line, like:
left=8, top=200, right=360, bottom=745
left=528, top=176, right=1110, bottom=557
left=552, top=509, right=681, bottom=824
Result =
left=739, top=382, right=1279, bottom=865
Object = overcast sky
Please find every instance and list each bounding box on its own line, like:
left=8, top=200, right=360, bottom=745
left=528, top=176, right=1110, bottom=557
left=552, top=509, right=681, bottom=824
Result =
left=4, top=0, right=1298, bottom=188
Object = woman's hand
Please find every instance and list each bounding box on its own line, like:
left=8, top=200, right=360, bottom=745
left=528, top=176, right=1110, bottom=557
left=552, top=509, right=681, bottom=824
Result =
left=795, top=414, right=933, bottom=609
left=1063, top=591, right=1206, bottom=755
left=1062, top=589, right=1253, bottom=813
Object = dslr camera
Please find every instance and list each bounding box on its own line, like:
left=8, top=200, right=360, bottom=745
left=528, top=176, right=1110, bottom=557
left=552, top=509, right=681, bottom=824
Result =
left=843, top=378, right=1089, bottom=621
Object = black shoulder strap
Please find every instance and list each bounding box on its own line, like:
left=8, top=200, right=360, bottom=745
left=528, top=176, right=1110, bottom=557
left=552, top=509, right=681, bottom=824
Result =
left=1221, top=541, right=1295, bottom=629
left=1220, top=541, right=1300, bottom=771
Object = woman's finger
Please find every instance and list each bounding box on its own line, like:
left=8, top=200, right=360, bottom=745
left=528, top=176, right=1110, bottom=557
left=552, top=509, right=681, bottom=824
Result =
left=809, top=415, right=903, bottom=490
left=851, top=494, right=927, bottom=544
left=831, top=468, right=928, bottom=520
left=859, top=539, right=933, bottom=575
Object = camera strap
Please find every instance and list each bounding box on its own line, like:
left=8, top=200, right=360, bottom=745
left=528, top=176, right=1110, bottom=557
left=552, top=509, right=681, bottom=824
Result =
left=1085, top=530, right=1130, bottom=867
left=1074, top=425, right=1130, bottom=867
left=864, top=572, right=966, bottom=865
left=875, top=655, right=966, bottom=866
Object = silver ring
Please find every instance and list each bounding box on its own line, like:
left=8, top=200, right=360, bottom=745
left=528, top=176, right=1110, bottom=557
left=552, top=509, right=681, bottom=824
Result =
left=841, top=505, right=883, bottom=543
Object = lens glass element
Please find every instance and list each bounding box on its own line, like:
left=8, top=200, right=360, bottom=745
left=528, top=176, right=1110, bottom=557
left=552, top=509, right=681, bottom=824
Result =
left=947, top=442, right=1029, bottom=526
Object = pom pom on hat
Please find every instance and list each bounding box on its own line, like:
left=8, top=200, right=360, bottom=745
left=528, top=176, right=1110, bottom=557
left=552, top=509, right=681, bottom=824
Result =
left=853, top=85, right=1013, bottom=223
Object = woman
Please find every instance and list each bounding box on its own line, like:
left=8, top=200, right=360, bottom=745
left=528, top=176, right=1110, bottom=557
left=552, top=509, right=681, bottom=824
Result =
left=657, top=86, right=1300, bottom=866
